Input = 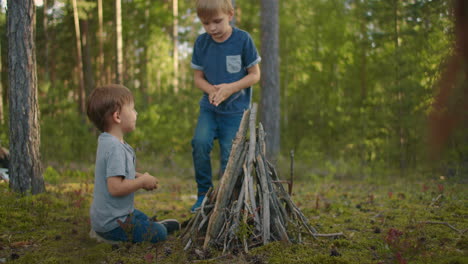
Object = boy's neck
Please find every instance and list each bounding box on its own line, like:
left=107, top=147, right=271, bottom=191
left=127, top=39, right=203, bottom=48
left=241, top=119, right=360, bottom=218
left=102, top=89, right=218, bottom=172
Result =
left=106, top=127, right=125, bottom=143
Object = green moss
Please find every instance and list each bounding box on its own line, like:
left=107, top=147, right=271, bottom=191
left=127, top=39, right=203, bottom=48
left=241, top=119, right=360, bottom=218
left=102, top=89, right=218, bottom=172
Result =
left=0, top=175, right=466, bottom=264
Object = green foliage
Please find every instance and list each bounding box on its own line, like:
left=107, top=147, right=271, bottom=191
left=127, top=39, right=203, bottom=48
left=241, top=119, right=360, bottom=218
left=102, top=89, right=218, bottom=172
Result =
left=1, top=0, right=465, bottom=179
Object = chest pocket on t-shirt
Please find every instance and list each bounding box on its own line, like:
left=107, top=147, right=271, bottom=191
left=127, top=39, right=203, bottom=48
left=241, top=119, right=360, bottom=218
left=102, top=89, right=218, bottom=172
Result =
left=226, top=55, right=242, bottom=73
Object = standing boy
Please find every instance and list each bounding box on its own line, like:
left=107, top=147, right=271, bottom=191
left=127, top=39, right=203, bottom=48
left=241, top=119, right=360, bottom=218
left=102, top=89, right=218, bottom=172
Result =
left=86, top=84, right=179, bottom=243
left=190, top=0, right=261, bottom=212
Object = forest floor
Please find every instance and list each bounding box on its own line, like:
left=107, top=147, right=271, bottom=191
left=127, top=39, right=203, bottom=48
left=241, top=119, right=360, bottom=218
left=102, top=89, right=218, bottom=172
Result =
left=0, top=166, right=467, bottom=264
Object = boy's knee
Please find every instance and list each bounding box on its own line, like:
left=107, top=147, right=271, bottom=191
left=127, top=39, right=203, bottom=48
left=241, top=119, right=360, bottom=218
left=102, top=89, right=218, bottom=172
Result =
left=191, top=137, right=212, bottom=150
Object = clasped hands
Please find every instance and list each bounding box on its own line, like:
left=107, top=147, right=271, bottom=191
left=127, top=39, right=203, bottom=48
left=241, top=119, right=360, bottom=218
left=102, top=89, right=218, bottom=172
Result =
left=209, top=83, right=235, bottom=107
left=137, top=172, right=159, bottom=191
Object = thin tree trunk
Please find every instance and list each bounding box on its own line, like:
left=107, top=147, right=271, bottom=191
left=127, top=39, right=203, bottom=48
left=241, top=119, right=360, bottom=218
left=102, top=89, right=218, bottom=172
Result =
left=393, top=0, right=406, bottom=175
left=97, top=0, right=105, bottom=86
left=231, top=0, right=236, bottom=26
left=260, top=0, right=280, bottom=162
left=0, top=52, right=3, bottom=125
left=173, top=0, right=179, bottom=93
left=43, top=0, right=49, bottom=83
left=141, top=0, right=150, bottom=105
left=72, top=0, right=86, bottom=114
left=81, top=19, right=95, bottom=95
left=115, top=0, right=123, bottom=84
left=7, top=0, right=45, bottom=194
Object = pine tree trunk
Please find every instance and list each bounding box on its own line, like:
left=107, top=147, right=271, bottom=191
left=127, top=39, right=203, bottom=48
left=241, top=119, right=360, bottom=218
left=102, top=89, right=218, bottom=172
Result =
left=72, top=0, right=86, bottom=114
left=7, top=0, right=45, bottom=194
left=81, top=19, right=95, bottom=95
left=97, top=0, right=105, bottom=86
left=260, top=0, right=280, bottom=162
left=115, top=0, right=123, bottom=84
left=43, top=0, right=50, bottom=83
left=0, top=38, right=5, bottom=125
left=173, top=0, right=179, bottom=93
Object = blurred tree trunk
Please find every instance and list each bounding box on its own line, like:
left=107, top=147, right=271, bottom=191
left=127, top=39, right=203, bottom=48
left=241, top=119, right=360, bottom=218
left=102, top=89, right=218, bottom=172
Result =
left=116, top=0, right=123, bottom=84
left=81, top=19, right=95, bottom=94
left=0, top=55, right=3, bottom=125
left=43, top=0, right=50, bottom=84
left=141, top=0, right=150, bottom=105
left=173, top=0, right=179, bottom=93
left=260, top=0, right=280, bottom=162
left=72, top=0, right=85, bottom=114
left=97, top=0, right=105, bottom=86
left=393, top=0, right=406, bottom=175
left=7, top=0, right=45, bottom=194
left=231, top=0, right=236, bottom=26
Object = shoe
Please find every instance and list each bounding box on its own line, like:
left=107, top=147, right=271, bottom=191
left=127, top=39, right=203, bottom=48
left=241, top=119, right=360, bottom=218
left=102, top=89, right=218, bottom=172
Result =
left=89, top=229, right=119, bottom=245
left=159, top=219, right=181, bottom=234
left=190, top=195, right=206, bottom=213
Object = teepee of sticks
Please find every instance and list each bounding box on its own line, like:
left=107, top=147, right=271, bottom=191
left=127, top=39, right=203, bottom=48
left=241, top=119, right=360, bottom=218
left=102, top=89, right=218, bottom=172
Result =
left=180, top=104, right=342, bottom=253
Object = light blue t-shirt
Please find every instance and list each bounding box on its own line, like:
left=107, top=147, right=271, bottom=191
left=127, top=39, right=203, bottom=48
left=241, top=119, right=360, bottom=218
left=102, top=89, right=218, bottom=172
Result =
left=191, top=27, right=261, bottom=114
left=90, top=133, right=136, bottom=232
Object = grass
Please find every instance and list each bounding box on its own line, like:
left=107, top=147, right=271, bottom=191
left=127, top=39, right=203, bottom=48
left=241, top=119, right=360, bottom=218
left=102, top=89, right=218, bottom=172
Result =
left=0, top=166, right=466, bottom=264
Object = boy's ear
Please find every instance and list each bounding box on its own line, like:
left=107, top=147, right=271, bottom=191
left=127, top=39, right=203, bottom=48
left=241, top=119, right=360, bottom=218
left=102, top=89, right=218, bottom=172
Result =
left=112, top=111, right=121, bottom=124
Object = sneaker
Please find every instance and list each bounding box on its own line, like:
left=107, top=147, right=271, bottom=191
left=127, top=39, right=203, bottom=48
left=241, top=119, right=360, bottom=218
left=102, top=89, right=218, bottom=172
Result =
left=190, top=195, right=206, bottom=213
left=159, top=219, right=181, bottom=234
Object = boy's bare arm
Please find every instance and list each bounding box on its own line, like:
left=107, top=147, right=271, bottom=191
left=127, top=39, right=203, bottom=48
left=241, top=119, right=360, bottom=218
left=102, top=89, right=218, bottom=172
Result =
left=194, top=70, right=218, bottom=97
left=107, top=173, right=158, bottom=197
left=211, top=64, right=260, bottom=106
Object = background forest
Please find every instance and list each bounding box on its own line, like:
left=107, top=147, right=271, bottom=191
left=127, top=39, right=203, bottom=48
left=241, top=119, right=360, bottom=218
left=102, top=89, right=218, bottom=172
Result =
left=0, top=0, right=466, bottom=178
left=0, top=1, right=467, bottom=263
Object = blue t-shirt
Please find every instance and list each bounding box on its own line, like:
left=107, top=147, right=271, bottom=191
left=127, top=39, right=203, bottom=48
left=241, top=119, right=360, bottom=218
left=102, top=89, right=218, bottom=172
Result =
left=90, top=133, right=136, bottom=232
left=191, top=27, right=261, bottom=114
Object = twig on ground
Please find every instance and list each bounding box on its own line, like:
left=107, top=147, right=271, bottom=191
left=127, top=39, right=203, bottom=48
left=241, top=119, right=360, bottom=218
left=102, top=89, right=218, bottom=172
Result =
left=419, top=221, right=466, bottom=234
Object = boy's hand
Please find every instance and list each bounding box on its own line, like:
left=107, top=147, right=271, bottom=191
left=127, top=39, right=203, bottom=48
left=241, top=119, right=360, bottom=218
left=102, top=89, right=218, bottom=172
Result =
left=140, top=172, right=158, bottom=191
left=208, top=85, right=220, bottom=104
left=211, top=83, right=234, bottom=106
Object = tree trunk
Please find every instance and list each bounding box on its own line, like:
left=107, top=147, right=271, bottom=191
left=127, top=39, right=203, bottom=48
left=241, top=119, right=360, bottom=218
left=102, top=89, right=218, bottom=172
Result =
left=393, top=0, right=406, bottom=175
left=7, top=0, right=45, bottom=194
left=0, top=53, right=3, bottom=125
left=43, top=0, right=50, bottom=83
left=260, top=0, right=280, bottom=162
left=72, top=0, right=86, bottom=114
left=97, top=0, right=105, bottom=86
left=173, top=0, right=179, bottom=93
left=115, top=0, right=123, bottom=84
left=81, top=19, right=95, bottom=95
left=141, top=0, right=150, bottom=105
left=231, top=0, right=236, bottom=26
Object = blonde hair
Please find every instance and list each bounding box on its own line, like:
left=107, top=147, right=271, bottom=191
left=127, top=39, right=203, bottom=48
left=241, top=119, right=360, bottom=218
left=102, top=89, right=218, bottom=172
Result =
left=196, top=0, right=234, bottom=20
left=86, top=84, right=134, bottom=132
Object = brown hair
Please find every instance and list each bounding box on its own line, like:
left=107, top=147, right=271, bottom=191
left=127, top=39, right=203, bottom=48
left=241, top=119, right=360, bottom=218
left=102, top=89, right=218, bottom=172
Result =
left=86, top=84, right=134, bottom=132
left=196, top=0, right=234, bottom=20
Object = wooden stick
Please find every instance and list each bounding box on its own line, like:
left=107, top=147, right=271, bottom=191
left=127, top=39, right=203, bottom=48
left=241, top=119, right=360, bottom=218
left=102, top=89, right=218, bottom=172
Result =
left=289, top=150, right=294, bottom=196
left=257, top=154, right=270, bottom=244
left=204, top=110, right=250, bottom=249
left=245, top=104, right=260, bottom=231
left=419, top=221, right=466, bottom=234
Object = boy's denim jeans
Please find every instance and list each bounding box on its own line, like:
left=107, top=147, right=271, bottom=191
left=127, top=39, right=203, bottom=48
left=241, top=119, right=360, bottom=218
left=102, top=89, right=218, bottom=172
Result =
left=192, top=108, right=243, bottom=195
left=96, top=209, right=167, bottom=243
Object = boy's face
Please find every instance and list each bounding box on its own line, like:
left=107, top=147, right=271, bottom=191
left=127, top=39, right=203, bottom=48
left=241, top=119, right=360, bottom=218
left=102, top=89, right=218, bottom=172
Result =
left=200, top=11, right=233, bottom=42
left=118, top=101, right=138, bottom=133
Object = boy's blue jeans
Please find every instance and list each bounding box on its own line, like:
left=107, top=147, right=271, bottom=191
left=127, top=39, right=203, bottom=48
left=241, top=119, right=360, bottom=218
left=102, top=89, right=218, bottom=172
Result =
left=192, top=108, right=243, bottom=195
left=96, top=209, right=167, bottom=243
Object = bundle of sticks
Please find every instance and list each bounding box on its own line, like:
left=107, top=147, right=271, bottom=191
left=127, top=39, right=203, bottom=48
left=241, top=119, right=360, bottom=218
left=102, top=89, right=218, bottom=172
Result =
left=180, top=104, right=342, bottom=253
